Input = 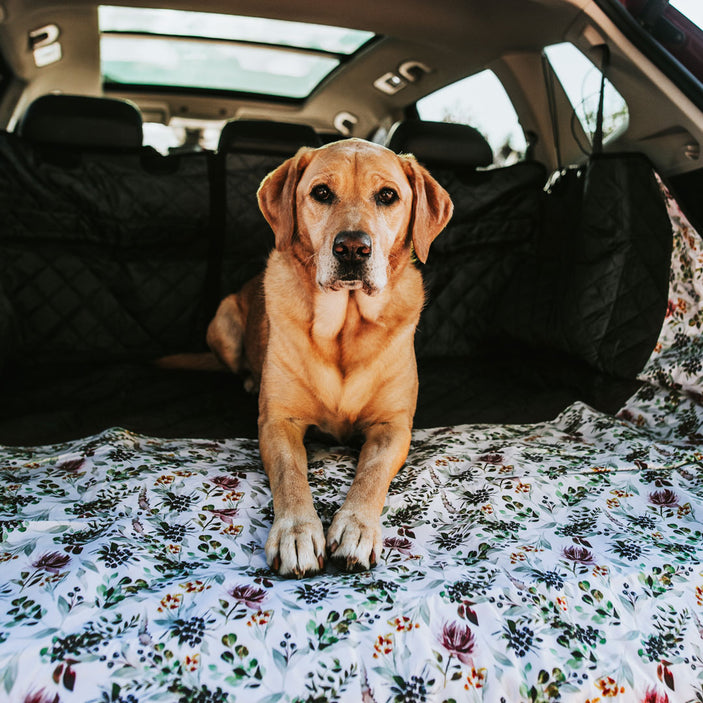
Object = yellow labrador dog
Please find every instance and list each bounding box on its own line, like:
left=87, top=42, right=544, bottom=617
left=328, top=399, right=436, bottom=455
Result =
left=203, top=138, right=452, bottom=577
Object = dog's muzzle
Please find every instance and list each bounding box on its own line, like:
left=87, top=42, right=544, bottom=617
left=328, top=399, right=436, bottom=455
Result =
left=329, top=231, right=372, bottom=291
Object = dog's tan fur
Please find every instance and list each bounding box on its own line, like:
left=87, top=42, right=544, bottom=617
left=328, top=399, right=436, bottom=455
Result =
left=177, top=139, right=452, bottom=577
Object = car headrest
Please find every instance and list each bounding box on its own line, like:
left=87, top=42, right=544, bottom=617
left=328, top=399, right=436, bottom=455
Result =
left=386, top=120, right=493, bottom=168
left=218, top=119, right=322, bottom=155
left=18, top=94, right=143, bottom=149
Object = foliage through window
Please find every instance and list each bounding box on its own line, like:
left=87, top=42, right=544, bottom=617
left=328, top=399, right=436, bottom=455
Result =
left=416, top=70, right=527, bottom=166
left=544, top=42, right=629, bottom=149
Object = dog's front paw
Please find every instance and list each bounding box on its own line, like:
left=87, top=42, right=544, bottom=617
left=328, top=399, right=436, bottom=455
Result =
left=265, top=514, right=326, bottom=578
left=327, top=509, right=381, bottom=572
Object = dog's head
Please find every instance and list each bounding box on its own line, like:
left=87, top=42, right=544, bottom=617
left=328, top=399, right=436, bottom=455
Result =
left=257, top=138, right=453, bottom=295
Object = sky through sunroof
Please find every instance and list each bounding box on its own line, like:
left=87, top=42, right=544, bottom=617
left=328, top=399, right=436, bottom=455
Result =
left=98, top=6, right=374, bottom=98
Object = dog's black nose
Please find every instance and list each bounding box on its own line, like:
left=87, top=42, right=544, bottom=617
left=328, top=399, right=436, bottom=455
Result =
left=333, top=231, right=372, bottom=263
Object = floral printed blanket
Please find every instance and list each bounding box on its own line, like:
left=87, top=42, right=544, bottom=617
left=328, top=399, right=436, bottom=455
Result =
left=2, top=185, right=703, bottom=703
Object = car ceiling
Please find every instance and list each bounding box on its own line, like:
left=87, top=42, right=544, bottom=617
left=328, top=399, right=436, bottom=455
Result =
left=0, top=0, right=581, bottom=127
left=0, top=0, right=702, bottom=176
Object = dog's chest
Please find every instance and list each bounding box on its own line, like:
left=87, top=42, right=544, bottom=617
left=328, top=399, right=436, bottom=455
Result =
left=305, top=358, right=383, bottom=440
left=305, top=293, right=398, bottom=423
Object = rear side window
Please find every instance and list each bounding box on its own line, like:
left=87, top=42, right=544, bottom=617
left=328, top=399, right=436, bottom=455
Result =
left=143, top=120, right=221, bottom=154
left=416, top=70, right=526, bottom=165
left=544, top=42, right=629, bottom=147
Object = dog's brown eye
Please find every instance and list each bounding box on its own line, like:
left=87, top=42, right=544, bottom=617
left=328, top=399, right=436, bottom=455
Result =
left=377, top=187, right=398, bottom=205
left=311, top=184, right=333, bottom=203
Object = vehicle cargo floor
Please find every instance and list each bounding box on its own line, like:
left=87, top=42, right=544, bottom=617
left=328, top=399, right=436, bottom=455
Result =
left=0, top=346, right=640, bottom=446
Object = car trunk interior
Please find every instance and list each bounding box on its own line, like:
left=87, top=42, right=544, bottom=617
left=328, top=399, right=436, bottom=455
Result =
left=4, top=2, right=703, bottom=701
left=0, top=100, right=671, bottom=445
left=0, top=0, right=699, bottom=446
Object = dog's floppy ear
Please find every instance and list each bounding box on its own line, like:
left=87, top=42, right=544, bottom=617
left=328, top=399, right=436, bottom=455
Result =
left=257, top=147, right=314, bottom=250
left=400, top=155, right=453, bottom=264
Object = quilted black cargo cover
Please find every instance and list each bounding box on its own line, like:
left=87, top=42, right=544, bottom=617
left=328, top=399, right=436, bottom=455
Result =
left=0, top=352, right=640, bottom=445
left=415, top=160, right=546, bottom=357
left=0, top=133, right=212, bottom=367
left=501, top=153, right=673, bottom=379
left=0, top=131, right=673, bottom=445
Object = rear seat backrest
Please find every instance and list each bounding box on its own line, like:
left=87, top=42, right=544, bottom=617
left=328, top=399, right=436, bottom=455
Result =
left=0, top=94, right=212, bottom=366
left=209, top=119, right=322, bottom=303
left=18, top=93, right=143, bottom=149
left=386, top=120, right=546, bottom=359
left=386, top=119, right=493, bottom=169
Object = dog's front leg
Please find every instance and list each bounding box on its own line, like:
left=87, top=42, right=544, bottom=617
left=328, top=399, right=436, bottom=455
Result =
left=327, top=420, right=411, bottom=572
left=259, top=418, right=326, bottom=578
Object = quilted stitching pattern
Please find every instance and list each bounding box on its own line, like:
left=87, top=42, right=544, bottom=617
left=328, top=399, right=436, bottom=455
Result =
left=221, top=153, right=280, bottom=295
left=0, top=134, right=211, bottom=364
left=0, top=127, right=672, bottom=387
left=416, top=161, right=546, bottom=357
left=501, top=155, right=672, bottom=379
left=568, top=157, right=672, bottom=375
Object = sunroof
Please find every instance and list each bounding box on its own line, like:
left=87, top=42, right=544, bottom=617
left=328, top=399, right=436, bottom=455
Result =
left=98, top=6, right=375, bottom=99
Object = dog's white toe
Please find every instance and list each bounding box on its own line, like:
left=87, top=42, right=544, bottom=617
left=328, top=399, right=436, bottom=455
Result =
left=265, top=514, right=326, bottom=578
left=327, top=509, right=381, bottom=572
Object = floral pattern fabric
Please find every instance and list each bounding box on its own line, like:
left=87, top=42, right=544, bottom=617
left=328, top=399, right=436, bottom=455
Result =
left=618, top=179, right=703, bottom=446
left=1, top=184, right=703, bottom=703
left=2, top=408, right=703, bottom=703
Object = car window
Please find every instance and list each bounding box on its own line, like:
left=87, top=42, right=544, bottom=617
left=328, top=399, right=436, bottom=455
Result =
left=99, top=6, right=374, bottom=100
left=544, top=42, right=629, bottom=149
left=671, top=0, right=703, bottom=28
left=416, top=70, right=526, bottom=165
left=143, top=119, right=222, bottom=154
